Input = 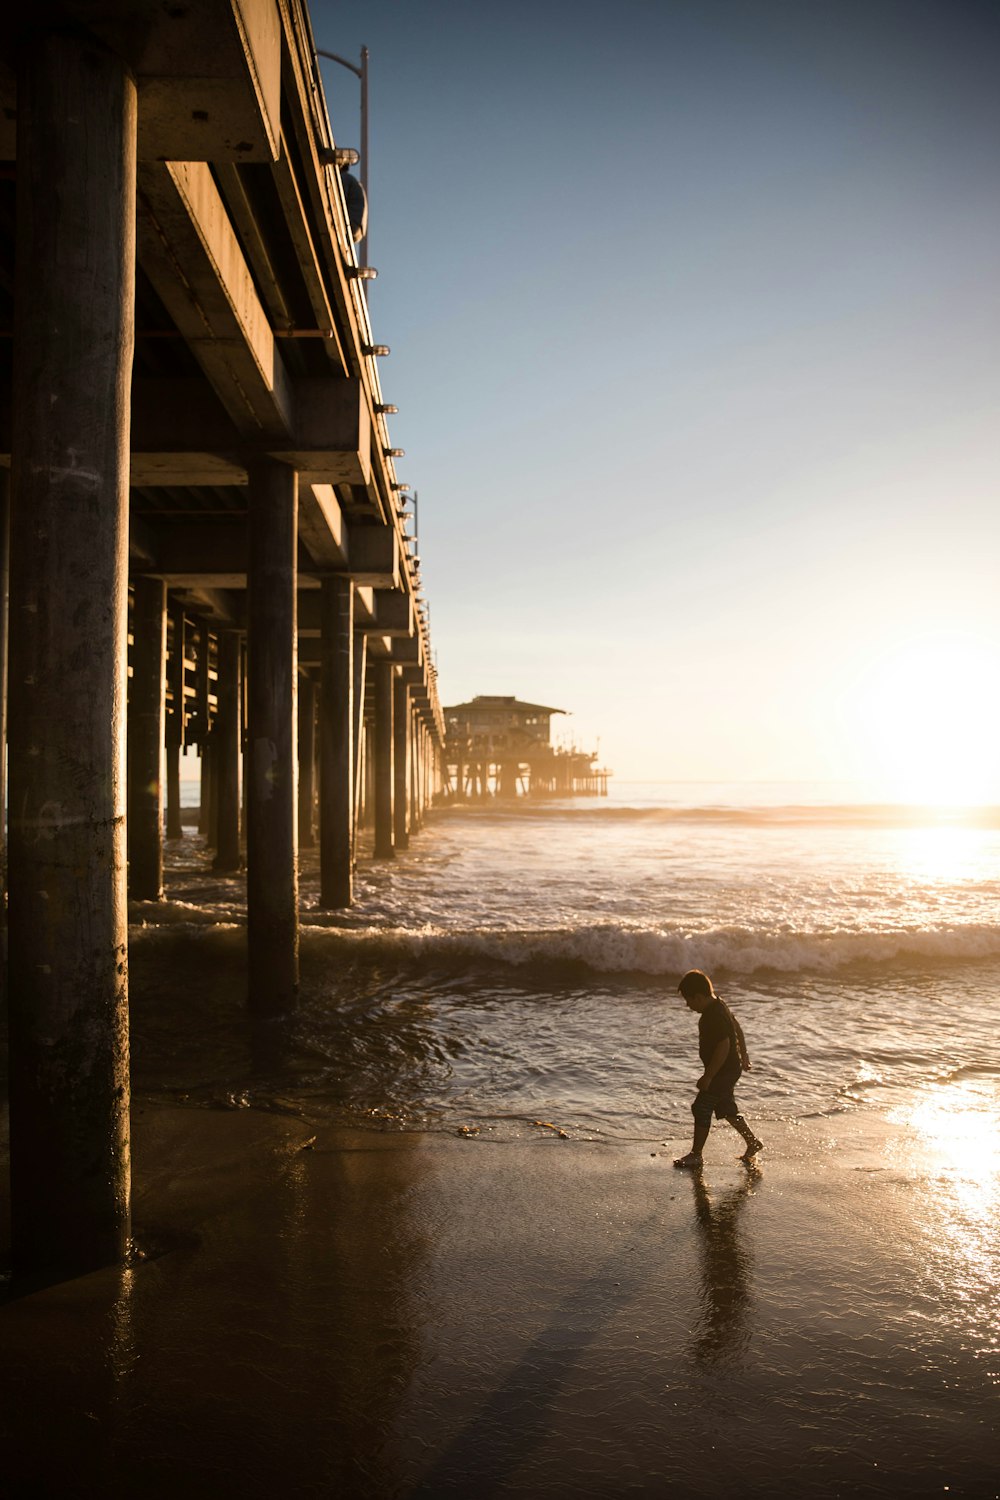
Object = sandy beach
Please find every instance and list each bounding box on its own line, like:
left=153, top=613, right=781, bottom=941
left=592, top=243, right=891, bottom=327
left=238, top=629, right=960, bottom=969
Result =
left=1, top=1101, right=996, bottom=1498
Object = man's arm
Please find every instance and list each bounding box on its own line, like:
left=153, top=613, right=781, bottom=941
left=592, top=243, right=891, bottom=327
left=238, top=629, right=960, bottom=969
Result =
left=698, top=1037, right=730, bottom=1090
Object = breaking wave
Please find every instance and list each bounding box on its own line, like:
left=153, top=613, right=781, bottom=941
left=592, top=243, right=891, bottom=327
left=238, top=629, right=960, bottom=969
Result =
left=296, top=919, right=1000, bottom=977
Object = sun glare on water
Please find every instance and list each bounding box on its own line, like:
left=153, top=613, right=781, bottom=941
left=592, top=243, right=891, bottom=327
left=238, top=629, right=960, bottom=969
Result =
left=849, top=634, right=1000, bottom=808
left=891, top=1081, right=1000, bottom=1180
left=889, top=1080, right=1000, bottom=1315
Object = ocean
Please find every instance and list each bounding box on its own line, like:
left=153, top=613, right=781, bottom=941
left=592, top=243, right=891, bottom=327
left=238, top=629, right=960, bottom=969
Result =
left=7, top=780, right=998, bottom=1497
left=135, top=781, right=1000, bottom=1155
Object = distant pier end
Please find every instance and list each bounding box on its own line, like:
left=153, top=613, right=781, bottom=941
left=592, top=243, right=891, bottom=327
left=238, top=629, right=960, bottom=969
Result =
left=444, top=695, right=610, bottom=799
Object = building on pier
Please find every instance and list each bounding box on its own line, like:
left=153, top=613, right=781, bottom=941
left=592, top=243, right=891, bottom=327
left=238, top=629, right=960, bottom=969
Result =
left=444, top=695, right=611, bottom=799
left=0, top=0, right=445, bottom=1279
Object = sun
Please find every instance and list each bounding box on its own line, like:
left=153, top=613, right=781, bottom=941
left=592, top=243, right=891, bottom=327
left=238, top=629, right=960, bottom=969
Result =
left=846, top=631, right=1000, bottom=806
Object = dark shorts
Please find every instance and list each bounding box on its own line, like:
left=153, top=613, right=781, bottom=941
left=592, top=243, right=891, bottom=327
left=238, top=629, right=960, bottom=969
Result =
left=691, top=1086, right=738, bottom=1126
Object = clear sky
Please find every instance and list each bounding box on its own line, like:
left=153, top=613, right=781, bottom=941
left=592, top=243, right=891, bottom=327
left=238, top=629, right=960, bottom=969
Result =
left=311, top=0, right=1000, bottom=797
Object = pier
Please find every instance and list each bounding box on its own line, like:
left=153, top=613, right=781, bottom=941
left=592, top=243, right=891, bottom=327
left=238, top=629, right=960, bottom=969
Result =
left=0, top=0, right=444, bottom=1279
left=444, top=695, right=611, bottom=799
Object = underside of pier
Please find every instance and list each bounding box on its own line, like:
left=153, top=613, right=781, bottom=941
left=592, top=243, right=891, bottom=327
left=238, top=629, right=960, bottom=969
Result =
left=0, top=0, right=444, bottom=1281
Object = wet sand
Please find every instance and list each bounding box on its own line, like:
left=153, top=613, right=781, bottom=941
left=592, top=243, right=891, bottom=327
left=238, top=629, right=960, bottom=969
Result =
left=0, top=1105, right=997, bottom=1498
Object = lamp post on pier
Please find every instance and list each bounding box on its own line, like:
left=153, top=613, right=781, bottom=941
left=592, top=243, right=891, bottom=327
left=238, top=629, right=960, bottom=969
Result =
left=316, top=45, right=370, bottom=269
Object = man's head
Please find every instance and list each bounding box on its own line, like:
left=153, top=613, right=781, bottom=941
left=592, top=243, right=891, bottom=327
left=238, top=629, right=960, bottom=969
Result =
left=678, top=969, right=716, bottom=1013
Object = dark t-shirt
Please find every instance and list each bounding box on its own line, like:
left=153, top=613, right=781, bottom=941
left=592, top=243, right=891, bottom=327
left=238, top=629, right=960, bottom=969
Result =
left=698, top=999, right=747, bottom=1091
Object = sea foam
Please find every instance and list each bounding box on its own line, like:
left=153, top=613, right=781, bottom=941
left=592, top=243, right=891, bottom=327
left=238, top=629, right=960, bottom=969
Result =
left=287, top=917, right=1000, bottom=979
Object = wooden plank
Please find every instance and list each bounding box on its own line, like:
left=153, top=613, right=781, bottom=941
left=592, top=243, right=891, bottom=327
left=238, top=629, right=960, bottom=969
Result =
left=37, top=0, right=282, bottom=161
left=213, top=160, right=295, bottom=329
left=137, top=158, right=293, bottom=436
left=344, top=524, right=399, bottom=588
left=270, top=129, right=348, bottom=369
left=299, top=483, right=348, bottom=569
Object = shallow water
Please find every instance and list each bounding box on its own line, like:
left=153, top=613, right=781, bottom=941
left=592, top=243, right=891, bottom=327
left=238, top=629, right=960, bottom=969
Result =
left=130, top=783, right=1000, bottom=1157
left=6, top=784, right=1000, bottom=1497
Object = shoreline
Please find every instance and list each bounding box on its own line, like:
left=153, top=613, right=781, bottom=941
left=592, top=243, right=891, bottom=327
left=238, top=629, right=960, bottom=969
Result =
left=1, top=1101, right=997, bottom=1497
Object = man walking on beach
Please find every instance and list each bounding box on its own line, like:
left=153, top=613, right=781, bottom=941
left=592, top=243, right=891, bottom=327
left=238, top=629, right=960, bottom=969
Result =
left=673, top=969, right=763, bottom=1170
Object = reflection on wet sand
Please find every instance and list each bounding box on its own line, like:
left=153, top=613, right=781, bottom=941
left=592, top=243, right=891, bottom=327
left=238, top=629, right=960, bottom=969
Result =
left=687, top=1165, right=760, bottom=1367
left=0, top=1113, right=430, bottom=1496
left=887, top=1081, right=1000, bottom=1369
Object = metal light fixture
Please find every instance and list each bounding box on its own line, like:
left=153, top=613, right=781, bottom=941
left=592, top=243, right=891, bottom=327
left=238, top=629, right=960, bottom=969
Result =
left=384, top=447, right=404, bottom=458
left=375, top=403, right=397, bottom=415
left=318, top=145, right=360, bottom=169
left=363, top=343, right=390, bottom=357
left=347, top=265, right=378, bottom=281
left=391, top=481, right=410, bottom=491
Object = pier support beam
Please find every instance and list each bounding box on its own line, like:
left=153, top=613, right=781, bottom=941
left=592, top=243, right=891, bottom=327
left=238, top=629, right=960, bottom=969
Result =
left=373, top=659, right=394, bottom=858
left=393, top=676, right=410, bottom=851
left=319, top=577, right=354, bottom=908
left=246, top=461, right=299, bottom=1013
left=165, top=742, right=182, bottom=839
left=165, top=607, right=184, bottom=839
left=128, top=577, right=167, bottom=900
left=196, top=623, right=212, bottom=836
left=353, top=630, right=367, bottom=836
left=7, top=32, right=136, bottom=1278
left=409, top=715, right=422, bottom=834
left=298, top=672, right=317, bottom=850
left=0, top=471, right=9, bottom=910
left=201, top=738, right=216, bottom=845
left=213, top=629, right=242, bottom=872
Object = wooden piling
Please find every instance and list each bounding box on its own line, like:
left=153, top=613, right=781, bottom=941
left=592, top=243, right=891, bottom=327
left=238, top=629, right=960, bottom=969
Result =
left=0, top=470, right=9, bottom=908
left=319, top=576, right=353, bottom=907
left=127, top=577, right=167, bottom=899
left=352, top=629, right=367, bottom=837
left=164, top=607, right=185, bottom=839
left=195, top=621, right=212, bottom=835
left=373, top=658, right=395, bottom=858
left=393, top=676, right=410, bottom=851
left=165, top=744, right=182, bottom=838
left=213, top=629, right=242, bottom=871
left=362, top=717, right=375, bottom=828
left=409, top=715, right=422, bottom=833
left=203, top=740, right=218, bottom=845
left=246, top=460, right=299, bottom=1012
left=298, top=671, right=317, bottom=850
left=7, top=32, right=136, bottom=1277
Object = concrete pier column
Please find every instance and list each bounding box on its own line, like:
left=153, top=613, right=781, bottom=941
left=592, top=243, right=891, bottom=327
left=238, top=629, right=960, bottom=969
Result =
left=165, top=607, right=184, bottom=839
left=194, top=621, right=212, bottom=836
left=373, top=659, right=394, bottom=858
left=409, top=715, right=422, bottom=833
left=352, top=629, right=367, bottom=836
left=7, top=32, right=136, bottom=1278
left=165, top=743, right=182, bottom=839
left=200, top=740, right=214, bottom=842
left=246, top=461, right=299, bottom=1013
left=359, top=717, right=372, bottom=827
left=0, top=470, right=9, bottom=906
left=393, top=676, right=410, bottom=851
left=298, top=672, right=317, bottom=850
left=240, top=637, right=249, bottom=850
left=127, top=577, right=167, bottom=899
left=213, top=629, right=242, bottom=872
left=319, top=577, right=353, bottom=908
